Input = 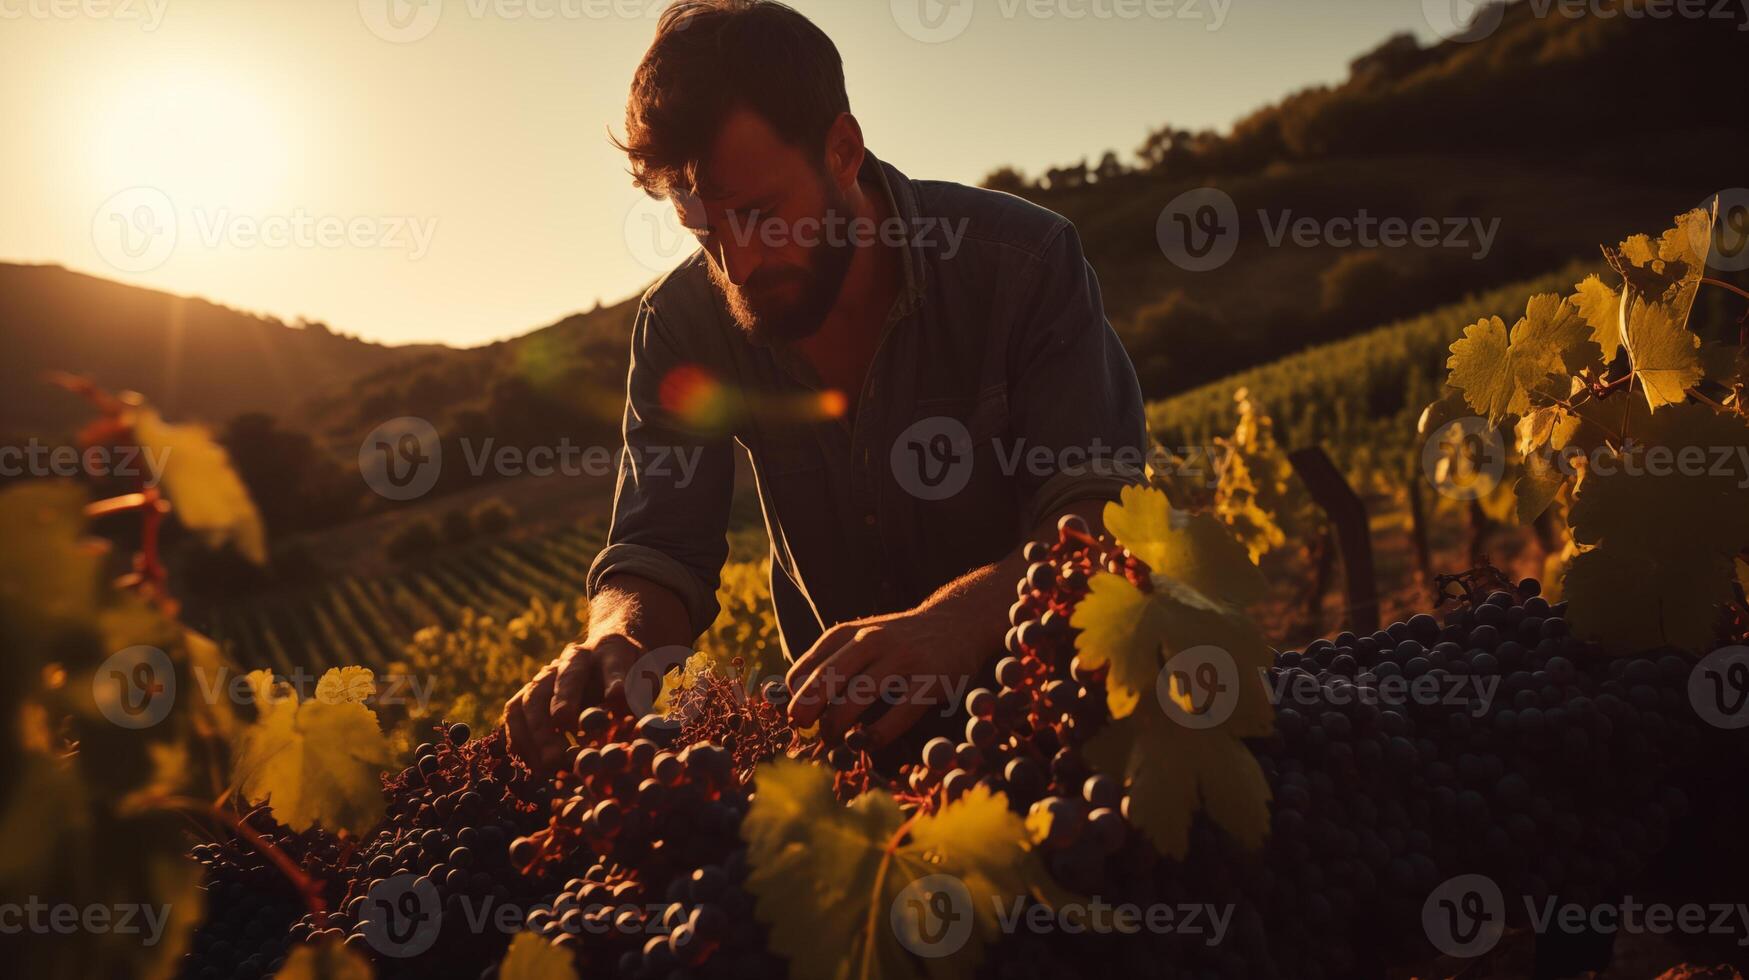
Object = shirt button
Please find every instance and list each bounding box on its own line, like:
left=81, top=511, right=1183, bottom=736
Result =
left=863, top=513, right=877, bottom=526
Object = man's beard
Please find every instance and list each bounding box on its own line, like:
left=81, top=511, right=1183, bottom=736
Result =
left=709, top=190, right=858, bottom=345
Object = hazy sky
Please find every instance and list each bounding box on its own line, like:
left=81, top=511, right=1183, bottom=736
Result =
left=2, top=0, right=1453, bottom=347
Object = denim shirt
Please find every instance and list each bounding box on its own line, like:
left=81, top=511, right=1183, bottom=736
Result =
left=586, top=151, right=1148, bottom=660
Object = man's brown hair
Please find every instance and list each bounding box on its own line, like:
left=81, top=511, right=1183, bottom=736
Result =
left=616, top=0, right=850, bottom=198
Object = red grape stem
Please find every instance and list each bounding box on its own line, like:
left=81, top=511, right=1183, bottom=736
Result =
left=157, top=795, right=330, bottom=921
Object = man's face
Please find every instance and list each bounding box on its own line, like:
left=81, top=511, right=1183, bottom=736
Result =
left=673, top=108, right=857, bottom=344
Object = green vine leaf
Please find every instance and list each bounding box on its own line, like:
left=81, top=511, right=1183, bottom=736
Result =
left=742, top=759, right=1060, bottom=980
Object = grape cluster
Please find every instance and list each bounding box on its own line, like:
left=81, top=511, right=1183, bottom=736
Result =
left=181, top=812, right=346, bottom=980
left=491, top=699, right=778, bottom=980
left=961, top=517, right=1740, bottom=980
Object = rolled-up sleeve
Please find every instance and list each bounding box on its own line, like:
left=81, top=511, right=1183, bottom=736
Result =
left=585, top=300, right=735, bottom=637
left=1010, top=224, right=1149, bottom=527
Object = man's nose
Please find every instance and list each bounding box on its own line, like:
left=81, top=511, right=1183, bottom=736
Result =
left=714, top=236, right=761, bottom=287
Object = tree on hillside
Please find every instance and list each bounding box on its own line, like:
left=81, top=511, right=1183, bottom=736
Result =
left=219, top=413, right=360, bottom=536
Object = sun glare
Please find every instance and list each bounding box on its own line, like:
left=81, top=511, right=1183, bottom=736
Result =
left=82, top=67, right=289, bottom=212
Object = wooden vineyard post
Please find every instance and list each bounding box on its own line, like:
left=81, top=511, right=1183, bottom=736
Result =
left=1405, top=463, right=1433, bottom=582
left=1288, top=447, right=1379, bottom=635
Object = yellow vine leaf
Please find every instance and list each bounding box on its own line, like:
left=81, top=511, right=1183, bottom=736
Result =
left=1085, top=704, right=1272, bottom=859
left=135, top=407, right=267, bottom=565
left=1571, top=275, right=1625, bottom=363
left=1072, top=486, right=1269, bottom=719
left=1562, top=548, right=1734, bottom=654
left=742, top=759, right=1060, bottom=980
left=1513, top=450, right=1567, bottom=526
left=497, top=932, right=579, bottom=980
left=314, top=667, right=377, bottom=706
left=234, top=673, right=394, bottom=834
left=1447, top=295, right=1596, bottom=425
left=273, top=938, right=374, bottom=980
left=1621, top=298, right=1703, bottom=411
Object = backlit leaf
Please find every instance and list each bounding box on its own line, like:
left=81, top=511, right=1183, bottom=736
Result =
left=742, top=759, right=1059, bottom=980
left=135, top=407, right=267, bottom=565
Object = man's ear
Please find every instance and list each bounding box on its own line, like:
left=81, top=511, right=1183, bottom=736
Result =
left=822, top=112, right=865, bottom=194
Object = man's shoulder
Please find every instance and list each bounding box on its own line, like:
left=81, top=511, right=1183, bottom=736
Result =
left=637, top=251, right=716, bottom=320
left=910, top=178, right=1072, bottom=262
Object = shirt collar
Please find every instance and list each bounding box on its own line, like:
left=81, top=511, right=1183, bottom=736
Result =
left=861, top=150, right=930, bottom=319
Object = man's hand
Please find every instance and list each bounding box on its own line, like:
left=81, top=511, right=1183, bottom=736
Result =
left=784, top=604, right=993, bottom=748
left=501, top=634, right=640, bottom=769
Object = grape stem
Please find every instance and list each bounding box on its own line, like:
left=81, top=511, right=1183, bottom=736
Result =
left=154, top=795, right=329, bottom=920
left=859, top=811, right=922, bottom=980
left=1700, top=276, right=1749, bottom=304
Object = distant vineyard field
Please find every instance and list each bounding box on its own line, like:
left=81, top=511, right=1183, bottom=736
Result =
left=201, top=523, right=609, bottom=673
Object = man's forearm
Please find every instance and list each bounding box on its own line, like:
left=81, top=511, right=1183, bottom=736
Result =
left=587, top=573, right=697, bottom=652
left=916, top=497, right=1111, bottom=660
